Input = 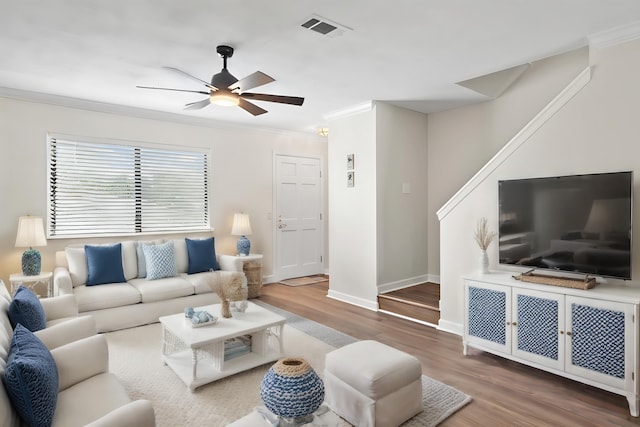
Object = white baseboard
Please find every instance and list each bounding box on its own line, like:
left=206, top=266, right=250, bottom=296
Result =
left=437, top=319, right=463, bottom=336
left=326, top=289, right=378, bottom=311
left=378, top=309, right=438, bottom=329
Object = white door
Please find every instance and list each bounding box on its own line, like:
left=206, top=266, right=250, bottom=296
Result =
left=275, top=155, right=323, bottom=280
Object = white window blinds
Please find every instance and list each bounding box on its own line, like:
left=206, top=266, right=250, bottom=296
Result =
left=48, top=135, right=209, bottom=238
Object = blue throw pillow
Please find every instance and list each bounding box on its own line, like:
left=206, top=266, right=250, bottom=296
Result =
left=143, top=241, right=178, bottom=280
left=85, top=243, right=126, bottom=286
left=8, top=286, right=46, bottom=332
left=186, top=237, right=220, bottom=274
left=2, top=324, right=59, bottom=427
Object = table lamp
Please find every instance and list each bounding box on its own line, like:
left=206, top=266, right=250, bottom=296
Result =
left=231, top=213, right=252, bottom=256
left=15, top=215, right=47, bottom=276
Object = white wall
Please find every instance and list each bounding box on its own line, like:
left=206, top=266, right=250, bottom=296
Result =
left=427, top=47, right=590, bottom=279
left=327, top=102, right=428, bottom=308
left=327, top=105, right=378, bottom=309
left=0, top=97, right=327, bottom=285
left=436, top=39, right=640, bottom=334
left=375, top=103, right=429, bottom=290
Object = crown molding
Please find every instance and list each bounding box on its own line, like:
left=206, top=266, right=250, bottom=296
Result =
left=323, top=101, right=374, bottom=122
left=0, top=87, right=320, bottom=138
left=589, top=20, right=640, bottom=50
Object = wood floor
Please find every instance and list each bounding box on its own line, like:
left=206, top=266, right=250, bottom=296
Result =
left=259, top=281, right=640, bottom=427
left=378, top=283, right=441, bottom=325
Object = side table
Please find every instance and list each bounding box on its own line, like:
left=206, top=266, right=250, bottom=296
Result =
left=227, top=254, right=263, bottom=298
left=9, top=271, right=53, bottom=298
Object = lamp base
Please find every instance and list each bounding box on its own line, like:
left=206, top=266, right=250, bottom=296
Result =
left=237, top=236, right=251, bottom=256
left=22, top=248, right=42, bottom=276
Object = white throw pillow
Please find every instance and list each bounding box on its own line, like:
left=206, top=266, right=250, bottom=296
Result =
left=65, top=247, right=87, bottom=287
left=171, top=238, right=189, bottom=274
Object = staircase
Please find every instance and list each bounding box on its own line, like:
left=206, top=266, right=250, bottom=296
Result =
left=377, top=283, right=440, bottom=326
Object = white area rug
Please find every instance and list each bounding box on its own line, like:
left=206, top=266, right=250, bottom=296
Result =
left=106, top=313, right=471, bottom=426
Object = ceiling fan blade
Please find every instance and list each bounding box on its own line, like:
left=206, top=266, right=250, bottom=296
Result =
left=163, top=66, right=217, bottom=90
left=184, top=98, right=211, bottom=110
left=240, top=92, right=304, bottom=106
left=229, top=71, right=274, bottom=91
left=238, top=98, right=267, bottom=116
left=136, top=85, right=210, bottom=95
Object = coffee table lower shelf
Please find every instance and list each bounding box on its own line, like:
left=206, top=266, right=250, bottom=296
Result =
left=162, top=349, right=283, bottom=391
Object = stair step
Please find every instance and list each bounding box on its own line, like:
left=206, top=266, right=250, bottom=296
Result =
left=377, top=283, right=440, bottom=325
left=378, top=294, right=440, bottom=325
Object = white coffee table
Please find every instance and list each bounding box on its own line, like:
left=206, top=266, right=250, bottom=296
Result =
left=159, top=301, right=286, bottom=391
left=228, top=405, right=347, bottom=427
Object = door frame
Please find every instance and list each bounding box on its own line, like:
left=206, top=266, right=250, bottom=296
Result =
left=271, top=152, right=325, bottom=283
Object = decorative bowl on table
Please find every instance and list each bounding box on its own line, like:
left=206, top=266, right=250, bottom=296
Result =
left=184, top=307, right=218, bottom=327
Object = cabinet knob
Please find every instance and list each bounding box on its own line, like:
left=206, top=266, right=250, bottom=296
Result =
left=506, top=321, right=511, bottom=326
left=566, top=331, right=572, bottom=336
left=512, top=322, right=517, bottom=326
left=559, top=330, right=564, bottom=335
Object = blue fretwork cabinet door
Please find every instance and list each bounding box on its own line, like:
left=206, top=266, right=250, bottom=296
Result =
left=565, top=296, right=635, bottom=391
left=513, top=288, right=565, bottom=371
left=464, top=282, right=511, bottom=355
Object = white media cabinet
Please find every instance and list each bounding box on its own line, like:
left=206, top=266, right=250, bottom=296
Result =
left=463, top=273, right=639, bottom=416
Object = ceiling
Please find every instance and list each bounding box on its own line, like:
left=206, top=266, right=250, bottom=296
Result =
left=2, top=1, right=640, bottom=134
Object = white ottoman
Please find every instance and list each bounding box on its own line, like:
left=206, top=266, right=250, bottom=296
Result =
left=324, top=340, right=423, bottom=427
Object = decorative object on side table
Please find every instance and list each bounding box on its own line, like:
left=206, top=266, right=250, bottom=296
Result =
left=15, top=216, right=47, bottom=276
left=474, top=217, right=496, bottom=274
left=231, top=213, right=253, bottom=256
left=260, top=358, right=325, bottom=427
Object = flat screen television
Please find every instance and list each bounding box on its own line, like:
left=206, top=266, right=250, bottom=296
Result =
left=498, top=171, right=633, bottom=280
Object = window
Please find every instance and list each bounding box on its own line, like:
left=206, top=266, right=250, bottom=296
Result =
left=47, top=134, right=210, bottom=238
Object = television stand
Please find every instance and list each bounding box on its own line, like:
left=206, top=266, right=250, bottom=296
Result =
left=463, top=273, right=639, bottom=417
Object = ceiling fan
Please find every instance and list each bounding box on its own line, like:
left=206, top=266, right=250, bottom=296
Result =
left=137, top=45, right=304, bottom=116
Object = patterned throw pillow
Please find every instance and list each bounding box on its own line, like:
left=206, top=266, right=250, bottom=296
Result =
left=8, top=286, right=46, bottom=332
left=2, top=324, right=59, bottom=427
left=143, top=241, right=178, bottom=280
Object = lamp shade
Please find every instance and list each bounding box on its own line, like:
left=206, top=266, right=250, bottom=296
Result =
left=231, top=213, right=252, bottom=236
left=15, top=216, right=47, bottom=248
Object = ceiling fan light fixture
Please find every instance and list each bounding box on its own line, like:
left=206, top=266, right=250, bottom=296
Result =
left=210, top=91, right=239, bottom=107
left=317, top=127, right=329, bottom=137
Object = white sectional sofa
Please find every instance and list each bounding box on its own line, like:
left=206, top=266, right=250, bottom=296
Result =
left=0, top=282, right=155, bottom=427
left=53, top=237, right=246, bottom=332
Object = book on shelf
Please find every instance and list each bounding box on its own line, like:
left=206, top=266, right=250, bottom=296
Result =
left=224, top=335, right=251, bottom=361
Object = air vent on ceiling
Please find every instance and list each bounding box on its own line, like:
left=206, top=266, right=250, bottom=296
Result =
left=301, top=14, right=352, bottom=38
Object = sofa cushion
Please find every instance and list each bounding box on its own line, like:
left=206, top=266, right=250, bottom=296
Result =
left=186, top=237, right=220, bottom=273
left=74, top=283, right=141, bottom=312
left=182, top=271, right=221, bottom=295
left=143, top=241, right=178, bottom=280
left=2, top=324, right=58, bottom=427
left=119, top=241, right=138, bottom=281
left=53, top=372, right=132, bottom=427
left=8, top=286, right=47, bottom=332
left=86, top=244, right=127, bottom=286
left=66, top=246, right=88, bottom=287
left=128, top=276, right=195, bottom=303
left=135, top=240, right=163, bottom=278
left=172, top=238, right=189, bottom=274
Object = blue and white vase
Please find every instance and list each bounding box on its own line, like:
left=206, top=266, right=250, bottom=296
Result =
left=260, top=358, right=324, bottom=424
